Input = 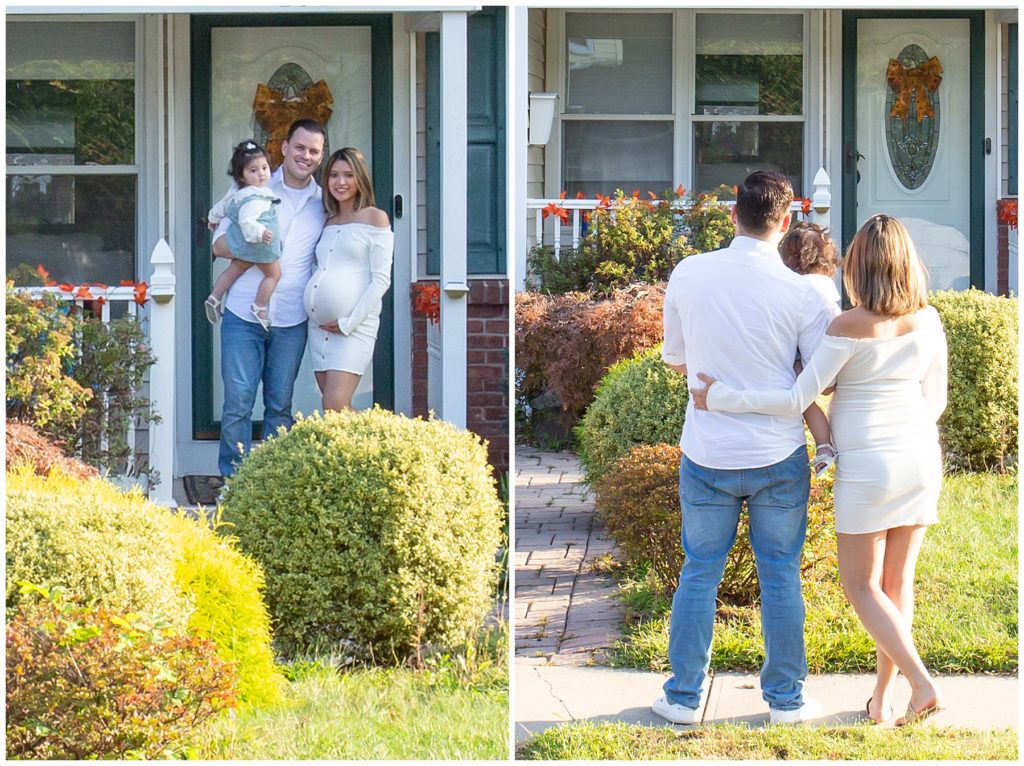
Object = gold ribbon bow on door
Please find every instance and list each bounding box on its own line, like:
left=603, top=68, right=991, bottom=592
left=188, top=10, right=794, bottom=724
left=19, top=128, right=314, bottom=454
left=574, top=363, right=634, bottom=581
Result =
left=253, top=80, right=334, bottom=168
left=885, top=56, right=943, bottom=123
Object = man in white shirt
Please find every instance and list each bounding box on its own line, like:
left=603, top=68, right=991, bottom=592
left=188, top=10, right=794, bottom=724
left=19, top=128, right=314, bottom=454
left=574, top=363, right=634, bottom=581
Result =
left=652, top=171, right=834, bottom=725
left=211, top=119, right=326, bottom=480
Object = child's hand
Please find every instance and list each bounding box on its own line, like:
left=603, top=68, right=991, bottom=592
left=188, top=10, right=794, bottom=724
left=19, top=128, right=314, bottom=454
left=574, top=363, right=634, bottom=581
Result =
left=207, top=221, right=217, bottom=231
left=262, top=230, right=274, bottom=244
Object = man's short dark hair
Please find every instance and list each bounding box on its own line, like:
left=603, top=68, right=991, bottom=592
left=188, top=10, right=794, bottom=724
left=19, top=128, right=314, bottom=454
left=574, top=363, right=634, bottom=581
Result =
left=735, top=171, right=794, bottom=236
left=286, top=119, right=325, bottom=142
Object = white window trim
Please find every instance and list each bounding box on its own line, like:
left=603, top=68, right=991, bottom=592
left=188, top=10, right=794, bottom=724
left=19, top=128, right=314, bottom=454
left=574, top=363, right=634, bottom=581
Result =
left=547, top=8, right=821, bottom=199
left=5, top=14, right=158, bottom=285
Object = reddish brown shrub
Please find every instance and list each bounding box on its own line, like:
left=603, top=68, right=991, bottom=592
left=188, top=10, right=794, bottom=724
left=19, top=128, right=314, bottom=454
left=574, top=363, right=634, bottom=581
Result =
left=5, top=420, right=97, bottom=480
left=6, top=589, right=238, bottom=760
left=515, top=285, right=665, bottom=427
left=594, top=443, right=836, bottom=604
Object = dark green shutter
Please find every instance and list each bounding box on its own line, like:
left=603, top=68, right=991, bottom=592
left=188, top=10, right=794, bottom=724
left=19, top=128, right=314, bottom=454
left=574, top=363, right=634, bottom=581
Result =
left=1009, top=24, right=1018, bottom=196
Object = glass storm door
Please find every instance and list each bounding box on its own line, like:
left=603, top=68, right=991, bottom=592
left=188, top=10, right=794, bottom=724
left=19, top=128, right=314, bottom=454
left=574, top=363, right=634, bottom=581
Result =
left=191, top=15, right=393, bottom=440
left=844, top=12, right=984, bottom=290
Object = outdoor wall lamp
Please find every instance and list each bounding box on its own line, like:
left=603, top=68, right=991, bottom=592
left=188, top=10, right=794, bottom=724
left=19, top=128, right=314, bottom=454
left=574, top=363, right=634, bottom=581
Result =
left=443, top=281, right=470, bottom=299
left=529, top=92, right=558, bottom=146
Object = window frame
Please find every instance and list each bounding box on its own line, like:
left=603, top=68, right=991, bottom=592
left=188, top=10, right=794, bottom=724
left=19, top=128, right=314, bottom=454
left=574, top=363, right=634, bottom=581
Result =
left=5, top=15, right=148, bottom=283
left=548, top=8, right=817, bottom=199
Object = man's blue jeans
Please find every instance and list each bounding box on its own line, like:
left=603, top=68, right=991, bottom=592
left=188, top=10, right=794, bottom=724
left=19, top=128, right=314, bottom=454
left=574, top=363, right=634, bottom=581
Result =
left=663, top=446, right=810, bottom=711
left=218, top=309, right=307, bottom=477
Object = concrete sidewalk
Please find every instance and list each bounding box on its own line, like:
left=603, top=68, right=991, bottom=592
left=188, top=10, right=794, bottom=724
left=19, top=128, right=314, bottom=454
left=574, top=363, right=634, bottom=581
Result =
left=516, top=665, right=1019, bottom=742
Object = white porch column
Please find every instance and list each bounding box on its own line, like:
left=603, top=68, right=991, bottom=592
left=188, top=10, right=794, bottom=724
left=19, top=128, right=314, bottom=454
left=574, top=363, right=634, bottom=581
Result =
left=439, top=11, right=469, bottom=428
left=148, top=239, right=176, bottom=507
left=811, top=166, right=832, bottom=230
left=512, top=6, right=529, bottom=293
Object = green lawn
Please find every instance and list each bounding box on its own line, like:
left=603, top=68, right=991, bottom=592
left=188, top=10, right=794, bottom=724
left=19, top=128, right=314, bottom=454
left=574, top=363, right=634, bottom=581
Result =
left=193, top=659, right=508, bottom=760
left=612, top=472, right=1018, bottom=674
left=517, top=721, right=1017, bottom=760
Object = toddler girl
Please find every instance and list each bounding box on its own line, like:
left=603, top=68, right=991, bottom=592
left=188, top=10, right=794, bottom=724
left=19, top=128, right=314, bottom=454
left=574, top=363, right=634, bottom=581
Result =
left=779, top=221, right=842, bottom=477
left=204, top=140, right=281, bottom=330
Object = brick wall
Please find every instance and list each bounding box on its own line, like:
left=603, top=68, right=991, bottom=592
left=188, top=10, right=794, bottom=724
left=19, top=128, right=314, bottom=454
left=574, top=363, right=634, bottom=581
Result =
left=996, top=199, right=1013, bottom=296
left=410, top=279, right=509, bottom=475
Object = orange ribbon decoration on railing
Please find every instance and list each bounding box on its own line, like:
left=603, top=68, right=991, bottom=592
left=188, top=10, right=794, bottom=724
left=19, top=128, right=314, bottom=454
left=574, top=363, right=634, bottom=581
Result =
left=253, top=80, right=334, bottom=168
left=886, top=56, right=943, bottom=123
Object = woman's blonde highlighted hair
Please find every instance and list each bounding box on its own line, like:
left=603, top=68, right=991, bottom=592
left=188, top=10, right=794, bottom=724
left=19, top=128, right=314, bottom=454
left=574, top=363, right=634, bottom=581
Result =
left=843, top=214, right=929, bottom=317
left=322, top=147, right=376, bottom=216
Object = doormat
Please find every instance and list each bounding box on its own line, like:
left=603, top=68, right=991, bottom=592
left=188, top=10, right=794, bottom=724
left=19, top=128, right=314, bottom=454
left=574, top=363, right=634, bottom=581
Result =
left=182, top=475, right=222, bottom=507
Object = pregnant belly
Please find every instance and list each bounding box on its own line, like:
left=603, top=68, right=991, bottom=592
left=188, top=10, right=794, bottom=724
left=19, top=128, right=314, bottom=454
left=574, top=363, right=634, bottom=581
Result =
left=304, top=268, right=366, bottom=323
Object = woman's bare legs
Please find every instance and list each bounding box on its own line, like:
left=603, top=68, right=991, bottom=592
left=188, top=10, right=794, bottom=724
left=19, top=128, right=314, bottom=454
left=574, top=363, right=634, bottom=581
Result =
left=837, top=527, right=942, bottom=719
left=866, top=525, right=928, bottom=721
left=314, top=370, right=361, bottom=411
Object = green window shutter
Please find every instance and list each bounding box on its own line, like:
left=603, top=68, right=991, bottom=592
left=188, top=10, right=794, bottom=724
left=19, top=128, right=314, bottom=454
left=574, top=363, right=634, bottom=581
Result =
left=1009, top=23, right=1018, bottom=196
left=425, top=7, right=506, bottom=276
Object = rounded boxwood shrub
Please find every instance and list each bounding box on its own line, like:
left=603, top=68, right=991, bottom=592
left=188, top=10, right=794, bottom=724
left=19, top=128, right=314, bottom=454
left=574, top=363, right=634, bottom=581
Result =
left=220, top=407, right=504, bottom=661
left=930, top=289, right=1018, bottom=470
left=575, top=346, right=689, bottom=483
left=5, top=469, right=283, bottom=710
left=594, top=442, right=836, bottom=604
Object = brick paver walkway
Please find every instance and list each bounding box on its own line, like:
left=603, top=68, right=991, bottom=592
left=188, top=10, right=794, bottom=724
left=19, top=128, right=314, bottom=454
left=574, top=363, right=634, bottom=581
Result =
left=515, top=446, right=626, bottom=666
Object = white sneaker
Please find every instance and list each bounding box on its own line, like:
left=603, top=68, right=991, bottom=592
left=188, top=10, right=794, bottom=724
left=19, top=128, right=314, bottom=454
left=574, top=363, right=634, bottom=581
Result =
left=769, top=697, right=823, bottom=724
left=652, top=695, right=699, bottom=725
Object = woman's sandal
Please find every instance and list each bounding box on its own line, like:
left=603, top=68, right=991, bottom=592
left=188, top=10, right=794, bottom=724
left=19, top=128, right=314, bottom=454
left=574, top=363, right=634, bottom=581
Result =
left=251, top=302, right=271, bottom=331
left=204, top=295, right=224, bottom=324
left=865, top=696, right=895, bottom=724
left=812, top=443, right=838, bottom=479
left=895, top=700, right=944, bottom=727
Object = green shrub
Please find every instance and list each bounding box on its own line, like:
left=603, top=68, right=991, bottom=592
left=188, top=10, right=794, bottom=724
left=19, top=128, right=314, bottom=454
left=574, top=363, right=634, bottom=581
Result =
left=164, top=510, right=285, bottom=710
left=527, top=188, right=734, bottom=296
left=6, top=586, right=236, bottom=760
left=5, top=283, right=90, bottom=446
left=930, top=289, right=1018, bottom=470
left=515, top=287, right=665, bottom=430
left=575, top=347, right=689, bottom=483
left=6, top=469, right=282, bottom=710
left=221, top=408, right=504, bottom=661
left=594, top=443, right=836, bottom=604
left=5, top=468, right=191, bottom=627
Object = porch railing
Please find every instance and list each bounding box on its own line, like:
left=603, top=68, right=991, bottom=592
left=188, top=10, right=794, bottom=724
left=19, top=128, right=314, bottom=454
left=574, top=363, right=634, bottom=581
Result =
left=12, top=240, right=177, bottom=506
left=523, top=167, right=833, bottom=280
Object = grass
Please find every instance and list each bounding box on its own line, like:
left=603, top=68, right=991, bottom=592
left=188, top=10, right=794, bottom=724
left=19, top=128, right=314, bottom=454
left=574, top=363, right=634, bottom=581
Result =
left=517, top=721, right=1018, bottom=760
left=611, top=472, right=1018, bottom=674
left=192, top=623, right=509, bottom=760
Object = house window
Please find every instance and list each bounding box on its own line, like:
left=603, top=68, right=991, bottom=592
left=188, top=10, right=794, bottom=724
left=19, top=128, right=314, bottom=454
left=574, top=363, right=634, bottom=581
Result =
left=558, top=11, right=807, bottom=198
left=562, top=12, right=674, bottom=197
left=6, top=21, right=138, bottom=286
left=693, top=13, right=804, bottom=193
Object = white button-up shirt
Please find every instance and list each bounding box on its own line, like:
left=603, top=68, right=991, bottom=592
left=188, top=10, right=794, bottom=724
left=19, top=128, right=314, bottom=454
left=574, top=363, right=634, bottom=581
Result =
left=214, top=167, right=326, bottom=327
left=662, top=235, right=833, bottom=469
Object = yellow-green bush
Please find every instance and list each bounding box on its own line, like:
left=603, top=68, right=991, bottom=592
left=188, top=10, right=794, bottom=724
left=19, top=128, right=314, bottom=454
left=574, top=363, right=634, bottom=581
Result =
left=164, top=511, right=284, bottom=709
left=5, top=468, right=191, bottom=627
left=575, top=346, right=689, bottom=483
left=930, top=289, right=1018, bottom=470
left=5, top=469, right=282, bottom=709
left=220, top=408, right=504, bottom=661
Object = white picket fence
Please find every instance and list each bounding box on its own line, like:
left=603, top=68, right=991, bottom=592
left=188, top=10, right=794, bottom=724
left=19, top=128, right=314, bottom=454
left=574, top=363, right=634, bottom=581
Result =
left=13, top=240, right=177, bottom=505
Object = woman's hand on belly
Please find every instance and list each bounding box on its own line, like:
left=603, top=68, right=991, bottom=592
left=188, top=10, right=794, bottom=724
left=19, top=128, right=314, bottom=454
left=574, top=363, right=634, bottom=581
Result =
left=318, top=319, right=342, bottom=334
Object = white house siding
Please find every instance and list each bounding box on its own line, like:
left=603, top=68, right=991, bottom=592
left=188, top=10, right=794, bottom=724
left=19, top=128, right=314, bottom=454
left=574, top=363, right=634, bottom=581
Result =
left=527, top=7, right=547, bottom=244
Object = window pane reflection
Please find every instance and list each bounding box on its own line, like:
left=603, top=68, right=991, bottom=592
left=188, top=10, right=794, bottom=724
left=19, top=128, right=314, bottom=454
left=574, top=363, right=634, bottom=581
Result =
left=693, top=121, right=802, bottom=193
left=6, top=174, right=136, bottom=285
left=564, top=121, right=673, bottom=198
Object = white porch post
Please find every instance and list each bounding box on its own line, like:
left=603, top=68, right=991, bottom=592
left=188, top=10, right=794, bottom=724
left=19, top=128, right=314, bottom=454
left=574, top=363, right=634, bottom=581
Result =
left=439, top=11, right=469, bottom=429
left=513, top=6, right=529, bottom=293
left=148, top=239, right=176, bottom=507
left=811, top=166, right=832, bottom=230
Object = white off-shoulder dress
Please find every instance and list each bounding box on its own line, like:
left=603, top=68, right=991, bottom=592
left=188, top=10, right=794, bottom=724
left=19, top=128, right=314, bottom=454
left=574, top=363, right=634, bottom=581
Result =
left=706, top=307, right=948, bottom=535
left=304, top=223, right=394, bottom=375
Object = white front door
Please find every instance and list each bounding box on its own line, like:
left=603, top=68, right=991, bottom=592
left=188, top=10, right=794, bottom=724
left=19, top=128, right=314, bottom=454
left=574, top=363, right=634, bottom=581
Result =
left=852, top=17, right=974, bottom=290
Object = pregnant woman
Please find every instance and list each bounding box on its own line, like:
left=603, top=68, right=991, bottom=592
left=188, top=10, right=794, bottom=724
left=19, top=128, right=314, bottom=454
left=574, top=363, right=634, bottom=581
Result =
left=690, top=215, right=947, bottom=726
left=304, top=147, right=393, bottom=410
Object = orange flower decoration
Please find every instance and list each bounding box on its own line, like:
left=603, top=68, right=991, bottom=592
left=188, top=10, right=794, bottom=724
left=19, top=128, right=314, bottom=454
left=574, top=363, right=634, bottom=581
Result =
left=795, top=197, right=812, bottom=216
left=35, top=264, right=56, bottom=286
left=74, top=285, right=96, bottom=301
left=542, top=193, right=571, bottom=225
left=133, top=282, right=149, bottom=306
left=675, top=185, right=686, bottom=197
left=998, top=199, right=1018, bottom=230
left=412, top=282, right=441, bottom=324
